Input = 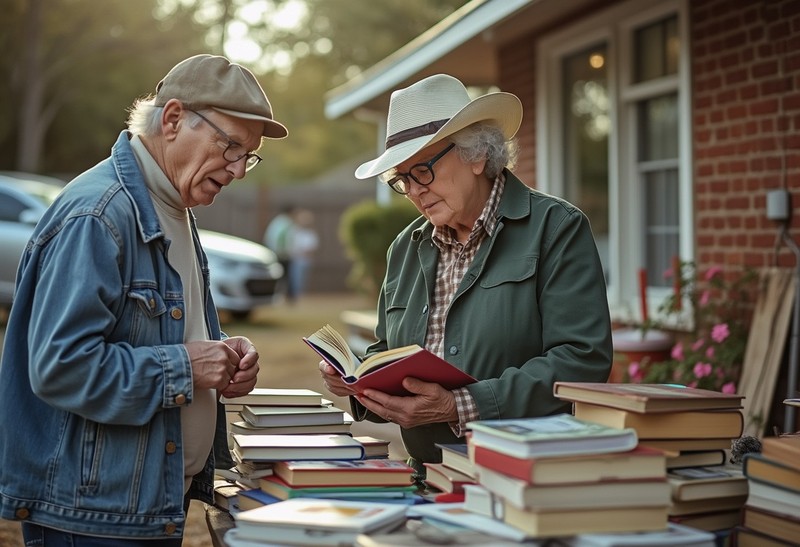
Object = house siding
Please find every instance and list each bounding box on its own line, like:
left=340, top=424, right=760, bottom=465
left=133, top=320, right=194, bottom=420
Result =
left=496, top=0, right=799, bottom=276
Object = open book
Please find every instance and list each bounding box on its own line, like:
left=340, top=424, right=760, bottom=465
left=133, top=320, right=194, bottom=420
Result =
left=304, top=324, right=476, bottom=396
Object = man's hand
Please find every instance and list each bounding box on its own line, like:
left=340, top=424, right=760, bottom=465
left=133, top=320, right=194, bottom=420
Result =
left=219, top=336, right=260, bottom=398
left=318, top=361, right=356, bottom=397
left=185, top=340, right=241, bottom=391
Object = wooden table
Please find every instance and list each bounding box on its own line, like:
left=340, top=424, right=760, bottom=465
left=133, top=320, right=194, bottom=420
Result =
left=205, top=505, right=235, bottom=547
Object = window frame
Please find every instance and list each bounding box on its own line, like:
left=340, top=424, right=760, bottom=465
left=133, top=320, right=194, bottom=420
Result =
left=537, top=0, right=692, bottom=325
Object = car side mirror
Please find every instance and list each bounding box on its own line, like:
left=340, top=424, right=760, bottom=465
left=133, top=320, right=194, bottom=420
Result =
left=19, top=208, right=43, bottom=225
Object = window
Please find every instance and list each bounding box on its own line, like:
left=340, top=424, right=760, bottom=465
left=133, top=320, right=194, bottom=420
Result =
left=538, top=0, right=690, bottom=322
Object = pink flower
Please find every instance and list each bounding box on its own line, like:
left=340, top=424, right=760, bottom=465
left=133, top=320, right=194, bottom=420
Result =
left=691, top=338, right=705, bottom=351
left=671, top=342, right=684, bottom=360
left=711, top=323, right=730, bottom=343
left=693, top=362, right=713, bottom=378
left=721, top=382, right=737, bottom=394
left=628, top=362, right=644, bottom=382
left=699, top=290, right=710, bottom=306
left=705, top=266, right=723, bottom=281
left=705, top=346, right=715, bottom=359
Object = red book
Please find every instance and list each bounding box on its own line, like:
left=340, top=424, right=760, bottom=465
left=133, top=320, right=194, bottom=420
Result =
left=304, top=324, right=475, bottom=396
left=472, top=444, right=666, bottom=485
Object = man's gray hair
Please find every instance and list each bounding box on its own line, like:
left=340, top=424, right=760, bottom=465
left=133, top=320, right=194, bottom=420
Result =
left=126, top=97, right=205, bottom=137
left=451, top=122, right=518, bottom=180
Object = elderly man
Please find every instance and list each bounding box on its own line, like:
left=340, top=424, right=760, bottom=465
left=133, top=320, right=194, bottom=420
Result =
left=0, top=54, right=287, bottom=545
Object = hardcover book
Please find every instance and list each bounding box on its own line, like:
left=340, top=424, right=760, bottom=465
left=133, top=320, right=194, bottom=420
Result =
left=472, top=444, right=665, bottom=484
left=639, top=437, right=733, bottom=452
left=229, top=419, right=353, bottom=437
left=740, top=505, right=800, bottom=545
left=666, top=450, right=726, bottom=470
left=435, top=443, right=476, bottom=479
left=304, top=324, right=476, bottom=396
left=232, top=434, right=365, bottom=462
left=273, top=459, right=415, bottom=487
left=500, top=500, right=669, bottom=538
left=422, top=462, right=476, bottom=494
left=259, top=475, right=417, bottom=501
left=467, top=414, right=638, bottom=459
left=730, top=526, right=799, bottom=547
left=476, top=465, right=671, bottom=510
left=668, top=509, right=741, bottom=532
left=667, top=464, right=747, bottom=502
left=240, top=404, right=347, bottom=428
left=760, top=435, right=800, bottom=472
left=553, top=382, right=744, bottom=413
left=745, top=478, right=800, bottom=515
left=220, top=387, right=324, bottom=407
left=573, top=402, right=744, bottom=439
left=743, top=453, right=800, bottom=492
left=563, top=522, right=716, bottom=547
left=233, top=498, right=408, bottom=545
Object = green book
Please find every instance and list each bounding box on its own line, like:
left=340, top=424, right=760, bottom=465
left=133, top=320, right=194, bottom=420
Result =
left=259, top=475, right=418, bottom=500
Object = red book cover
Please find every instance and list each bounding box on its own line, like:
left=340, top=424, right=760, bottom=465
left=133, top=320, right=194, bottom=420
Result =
left=304, top=337, right=476, bottom=396
left=472, top=444, right=666, bottom=484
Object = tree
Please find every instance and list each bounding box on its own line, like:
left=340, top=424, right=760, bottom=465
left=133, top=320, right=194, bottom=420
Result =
left=0, top=0, right=207, bottom=173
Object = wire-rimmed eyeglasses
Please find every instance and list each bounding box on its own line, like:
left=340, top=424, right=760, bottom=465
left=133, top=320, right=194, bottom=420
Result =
left=188, top=109, right=263, bottom=172
left=385, top=143, right=455, bottom=195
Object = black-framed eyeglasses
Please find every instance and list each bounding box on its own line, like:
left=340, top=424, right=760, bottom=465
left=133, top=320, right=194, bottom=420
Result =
left=385, top=143, right=455, bottom=195
left=188, top=109, right=263, bottom=172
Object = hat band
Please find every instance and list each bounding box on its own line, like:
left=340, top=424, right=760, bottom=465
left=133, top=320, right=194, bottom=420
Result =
left=385, top=119, right=449, bottom=149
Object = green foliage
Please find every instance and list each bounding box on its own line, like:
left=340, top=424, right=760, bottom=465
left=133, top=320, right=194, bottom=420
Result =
left=338, top=199, right=419, bottom=297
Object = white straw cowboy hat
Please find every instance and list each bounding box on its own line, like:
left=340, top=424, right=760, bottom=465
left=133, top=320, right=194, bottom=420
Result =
left=355, top=74, right=522, bottom=179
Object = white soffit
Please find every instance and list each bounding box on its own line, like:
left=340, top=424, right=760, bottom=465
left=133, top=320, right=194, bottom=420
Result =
left=324, top=0, right=536, bottom=120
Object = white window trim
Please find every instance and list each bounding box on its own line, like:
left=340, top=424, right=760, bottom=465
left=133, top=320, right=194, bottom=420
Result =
left=537, top=0, right=692, bottom=326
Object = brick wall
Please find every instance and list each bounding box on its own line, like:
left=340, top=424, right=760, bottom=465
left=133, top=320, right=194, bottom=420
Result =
left=692, top=0, right=800, bottom=273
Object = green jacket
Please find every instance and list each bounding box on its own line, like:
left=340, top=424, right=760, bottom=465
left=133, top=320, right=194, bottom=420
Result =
left=356, top=171, right=613, bottom=465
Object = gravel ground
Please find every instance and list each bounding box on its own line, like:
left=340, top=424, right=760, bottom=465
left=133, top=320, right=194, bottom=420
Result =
left=0, top=292, right=401, bottom=547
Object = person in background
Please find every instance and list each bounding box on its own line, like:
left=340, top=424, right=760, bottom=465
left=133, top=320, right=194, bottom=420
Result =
left=319, top=74, right=612, bottom=479
left=286, top=207, right=319, bottom=302
left=0, top=54, right=287, bottom=545
left=263, top=204, right=295, bottom=296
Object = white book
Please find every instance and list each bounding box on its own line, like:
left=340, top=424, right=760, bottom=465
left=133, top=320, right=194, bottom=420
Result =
left=233, top=498, right=408, bottom=545
left=408, top=502, right=531, bottom=542
left=241, top=404, right=346, bottom=427
left=232, top=434, right=365, bottom=462
left=563, top=522, right=716, bottom=546
left=477, top=465, right=671, bottom=510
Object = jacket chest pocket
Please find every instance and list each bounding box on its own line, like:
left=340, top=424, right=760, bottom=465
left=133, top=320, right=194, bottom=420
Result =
left=125, top=288, right=167, bottom=345
left=479, top=255, right=538, bottom=288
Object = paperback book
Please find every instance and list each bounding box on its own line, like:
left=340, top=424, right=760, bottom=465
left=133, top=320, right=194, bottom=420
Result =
left=467, top=414, right=638, bottom=459
left=233, top=498, right=408, bottom=545
left=259, top=475, right=418, bottom=501
left=240, top=404, right=347, bottom=428
left=232, top=434, right=365, bottom=462
left=220, top=387, right=324, bottom=407
left=273, top=459, right=415, bottom=487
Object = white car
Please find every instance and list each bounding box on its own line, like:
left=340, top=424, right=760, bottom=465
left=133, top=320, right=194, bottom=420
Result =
left=0, top=172, right=283, bottom=320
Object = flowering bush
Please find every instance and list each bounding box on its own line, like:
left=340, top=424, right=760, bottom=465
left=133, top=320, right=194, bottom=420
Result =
left=625, top=261, right=757, bottom=393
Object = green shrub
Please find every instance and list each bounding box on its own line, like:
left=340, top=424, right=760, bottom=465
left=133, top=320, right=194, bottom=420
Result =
left=339, top=199, right=419, bottom=297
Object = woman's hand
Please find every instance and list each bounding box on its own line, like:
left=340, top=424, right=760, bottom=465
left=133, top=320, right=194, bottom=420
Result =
left=318, top=361, right=357, bottom=397
left=356, top=377, right=458, bottom=428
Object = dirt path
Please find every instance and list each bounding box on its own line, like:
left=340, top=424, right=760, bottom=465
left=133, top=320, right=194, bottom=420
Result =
left=0, top=292, right=405, bottom=546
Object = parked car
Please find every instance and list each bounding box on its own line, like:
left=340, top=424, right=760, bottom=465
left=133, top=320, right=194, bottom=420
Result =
left=0, top=172, right=283, bottom=320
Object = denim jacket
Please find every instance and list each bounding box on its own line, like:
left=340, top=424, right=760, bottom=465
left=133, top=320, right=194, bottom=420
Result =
left=352, top=171, right=613, bottom=465
left=0, top=131, right=232, bottom=539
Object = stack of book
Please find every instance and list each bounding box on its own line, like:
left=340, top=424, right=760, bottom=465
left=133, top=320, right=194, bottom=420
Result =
left=554, top=381, right=748, bottom=533
left=732, top=434, right=800, bottom=545
left=423, top=443, right=477, bottom=501
left=464, top=414, right=671, bottom=537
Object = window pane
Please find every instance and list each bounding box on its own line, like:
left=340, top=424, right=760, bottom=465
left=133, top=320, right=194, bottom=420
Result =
left=562, top=45, right=610, bottom=282
left=634, top=15, right=679, bottom=83
left=639, top=95, right=678, bottom=161
left=644, top=169, right=679, bottom=287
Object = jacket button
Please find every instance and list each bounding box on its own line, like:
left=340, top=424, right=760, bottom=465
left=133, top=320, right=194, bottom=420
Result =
left=170, top=308, right=183, bottom=320
left=149, top=298, right=156, bottom=309
left=449, top=345, right=458, bottom=355
left=164, top=522, right=177, bottom=535
left=15, top=508, right=30, bottom=519
left=165, top=441, right=177, bottom=454
left=174, top=394, right=186, bottom=405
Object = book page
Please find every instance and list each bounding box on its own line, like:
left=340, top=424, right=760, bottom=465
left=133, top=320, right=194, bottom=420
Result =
left=355, top=344, right=423, bottom=377
left=306, top=324, right=360, bottom=376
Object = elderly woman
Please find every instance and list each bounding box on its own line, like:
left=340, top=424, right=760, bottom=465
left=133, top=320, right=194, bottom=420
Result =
left=320, top=74, right=612, bottom=476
